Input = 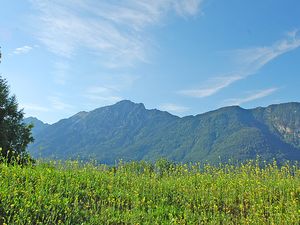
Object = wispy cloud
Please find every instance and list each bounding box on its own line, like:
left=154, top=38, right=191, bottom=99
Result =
left=53, top=61, right=70, bottom=85
left=86, top=95, right=123, bottom=103
left=233, top=30, right=300, bottom=73
left=179, top=74, right=242, bottom=98
left=21, top=103, right=49, bottom=112
left=84, top=86, right=123, bottom=104
left=83, top=73, right=138, bottom=105
left=223, top=88, right=279, bottom=106
left=12, top=45, right=33, bottom=55
left=30, top=0, right=203, bottom=67
left=48, top=96, right=73, bottom=110
left=174, top=0, right=203, bottom=17
left=180, top=30, right=300, bottom=98
left=159, top=103, right=189, bottom=114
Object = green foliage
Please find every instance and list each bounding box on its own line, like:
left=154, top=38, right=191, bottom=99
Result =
left=0, top=160, right=299, bottom=224
left=0, top=50, right=34, bottom=163
left=27, top=101, right=300, bottom=164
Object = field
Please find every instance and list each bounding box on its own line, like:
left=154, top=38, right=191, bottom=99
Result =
left=0, top=159, right=299, bottom=224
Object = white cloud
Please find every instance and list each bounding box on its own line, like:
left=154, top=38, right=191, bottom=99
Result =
left=159, top=103, right=189, bottom=114
left=48, top=96, right=73, bottom=110
left=180, top=30, right=300, bottom=98
left=233, top=30, right=300, bottom=73
left=223, top=88, right=279, bottom=106
left=21, top=103, right=49, bottom=112
left=53, top=61, right=70, bottom=85
left=86, top=95, right=123, bottom=103
left=83, top=73, right=138, bottom=105
left=179, top=74, right=242, bottom=98
left=84, top=85, right=123, bottom=105
left=29, top=0, right=203, bottom=67
left=174, top=0, right=203, bottom=17
left=12, top=46, right=33, bottom=55
left=87, top=86, right=116, bottom=94
left=286, top=28, right=299, bottom=40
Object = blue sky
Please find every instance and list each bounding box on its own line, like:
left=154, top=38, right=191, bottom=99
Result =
left=0, top=0, right=300, bottom=123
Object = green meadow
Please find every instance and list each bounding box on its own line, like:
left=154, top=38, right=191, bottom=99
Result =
left=0, top=160, right=299, bottom=224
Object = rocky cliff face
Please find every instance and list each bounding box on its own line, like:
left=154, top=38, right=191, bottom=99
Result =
left=255, top=103, right=300, bottom=148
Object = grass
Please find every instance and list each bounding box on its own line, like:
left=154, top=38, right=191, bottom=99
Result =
left=0, top=159, right=299, bottom=224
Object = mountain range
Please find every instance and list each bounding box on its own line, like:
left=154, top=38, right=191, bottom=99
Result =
left=24, top=100, right=300, bottom=164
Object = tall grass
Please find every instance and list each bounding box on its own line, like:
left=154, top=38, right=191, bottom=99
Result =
left=0, top=159, right=299, bottom=224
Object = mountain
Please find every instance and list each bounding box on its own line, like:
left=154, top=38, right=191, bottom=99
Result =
left=26, top=100, right=300, bottom=164
left=24, top=117, right=50, bottom=138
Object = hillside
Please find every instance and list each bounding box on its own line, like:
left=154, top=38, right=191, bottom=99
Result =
left=26, top=101, right=300, bottom=164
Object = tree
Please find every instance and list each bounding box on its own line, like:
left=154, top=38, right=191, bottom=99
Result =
left=0, top=47, right=34, bottom=163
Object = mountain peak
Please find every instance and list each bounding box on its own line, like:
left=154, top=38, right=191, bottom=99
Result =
left=114, top=100, right=146, bottom=110
left=115, top=99, right=144, bottom=106
left=74, top=111, right=88, bottom=117
left=23, top=117, right=49, bottom=137
left=24, top=117, right=48, bottom=125
left=116, top=99, right=135, bottom=104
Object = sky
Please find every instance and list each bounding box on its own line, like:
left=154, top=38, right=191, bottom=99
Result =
left=0, top=0, right=300, bottom=124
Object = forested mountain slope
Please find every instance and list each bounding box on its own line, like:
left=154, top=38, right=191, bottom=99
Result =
left=25, top=101, right=300, bottom=164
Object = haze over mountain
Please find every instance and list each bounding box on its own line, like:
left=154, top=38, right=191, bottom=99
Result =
left=25, top=100, right=300, bottom=164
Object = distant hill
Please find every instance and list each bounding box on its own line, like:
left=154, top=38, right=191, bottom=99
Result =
left=25, top=100, right=300, bottom=164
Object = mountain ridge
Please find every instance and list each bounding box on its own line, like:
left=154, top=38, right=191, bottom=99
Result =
left=25, top=101, right=300, bottom=164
